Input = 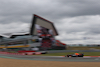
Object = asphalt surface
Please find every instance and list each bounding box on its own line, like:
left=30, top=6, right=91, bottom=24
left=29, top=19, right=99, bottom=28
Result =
left=0, top=54, right=100, bottom=62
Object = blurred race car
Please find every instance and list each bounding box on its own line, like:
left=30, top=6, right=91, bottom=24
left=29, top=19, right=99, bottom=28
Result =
left=65, top=53, right=84, bottom=57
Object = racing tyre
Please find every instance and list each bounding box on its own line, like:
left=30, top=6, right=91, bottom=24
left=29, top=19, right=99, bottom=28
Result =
left=67, top=55, right=70, bottom=57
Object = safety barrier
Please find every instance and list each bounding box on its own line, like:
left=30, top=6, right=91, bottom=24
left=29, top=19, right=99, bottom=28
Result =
left=0, top=51, right=24, bottom=55
left=24, top=52, right=41, bottom=55
left=0, top=51, right=42, bottom=55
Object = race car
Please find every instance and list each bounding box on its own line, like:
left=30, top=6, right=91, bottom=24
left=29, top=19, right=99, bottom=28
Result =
left=65, top=53, right=84, bottom=57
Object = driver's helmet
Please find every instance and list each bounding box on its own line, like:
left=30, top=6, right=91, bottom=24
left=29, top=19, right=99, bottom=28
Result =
left=75, top=53, right=79, bottom=55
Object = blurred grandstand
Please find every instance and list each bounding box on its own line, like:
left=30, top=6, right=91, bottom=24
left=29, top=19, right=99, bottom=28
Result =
left=0, top=14, right=66, bottom=51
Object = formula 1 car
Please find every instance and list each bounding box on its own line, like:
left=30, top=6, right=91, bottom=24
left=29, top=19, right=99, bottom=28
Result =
left=65, top=53, right=84, bottom=57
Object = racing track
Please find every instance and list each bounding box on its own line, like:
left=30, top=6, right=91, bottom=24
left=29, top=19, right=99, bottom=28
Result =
left=0, top=54, right=100, bottom=62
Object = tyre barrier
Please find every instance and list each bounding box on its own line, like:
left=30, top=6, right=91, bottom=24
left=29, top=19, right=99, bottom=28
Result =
left=24, top=51, right=47, bottom=55
left=0, top=51, right=46, bottom=55
left=0, top=51, right=24, bottom=55
left=24, top=52, right=42, bottom=55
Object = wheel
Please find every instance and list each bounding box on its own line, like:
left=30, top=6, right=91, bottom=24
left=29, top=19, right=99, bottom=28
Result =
left=67, top=55, right=69, bottom=57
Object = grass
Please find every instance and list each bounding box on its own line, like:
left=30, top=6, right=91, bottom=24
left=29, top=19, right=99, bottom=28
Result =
left=67, top=46, right=100, bottom=50
left=37, top=52, right=100, bottom=56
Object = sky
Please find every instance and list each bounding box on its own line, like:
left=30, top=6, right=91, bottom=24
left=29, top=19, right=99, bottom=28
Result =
left=0, top=0, right=100, bottom=44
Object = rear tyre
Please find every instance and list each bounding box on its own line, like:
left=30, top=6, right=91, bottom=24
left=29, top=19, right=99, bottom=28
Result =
left=67, top=55, right=69, bottom=57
